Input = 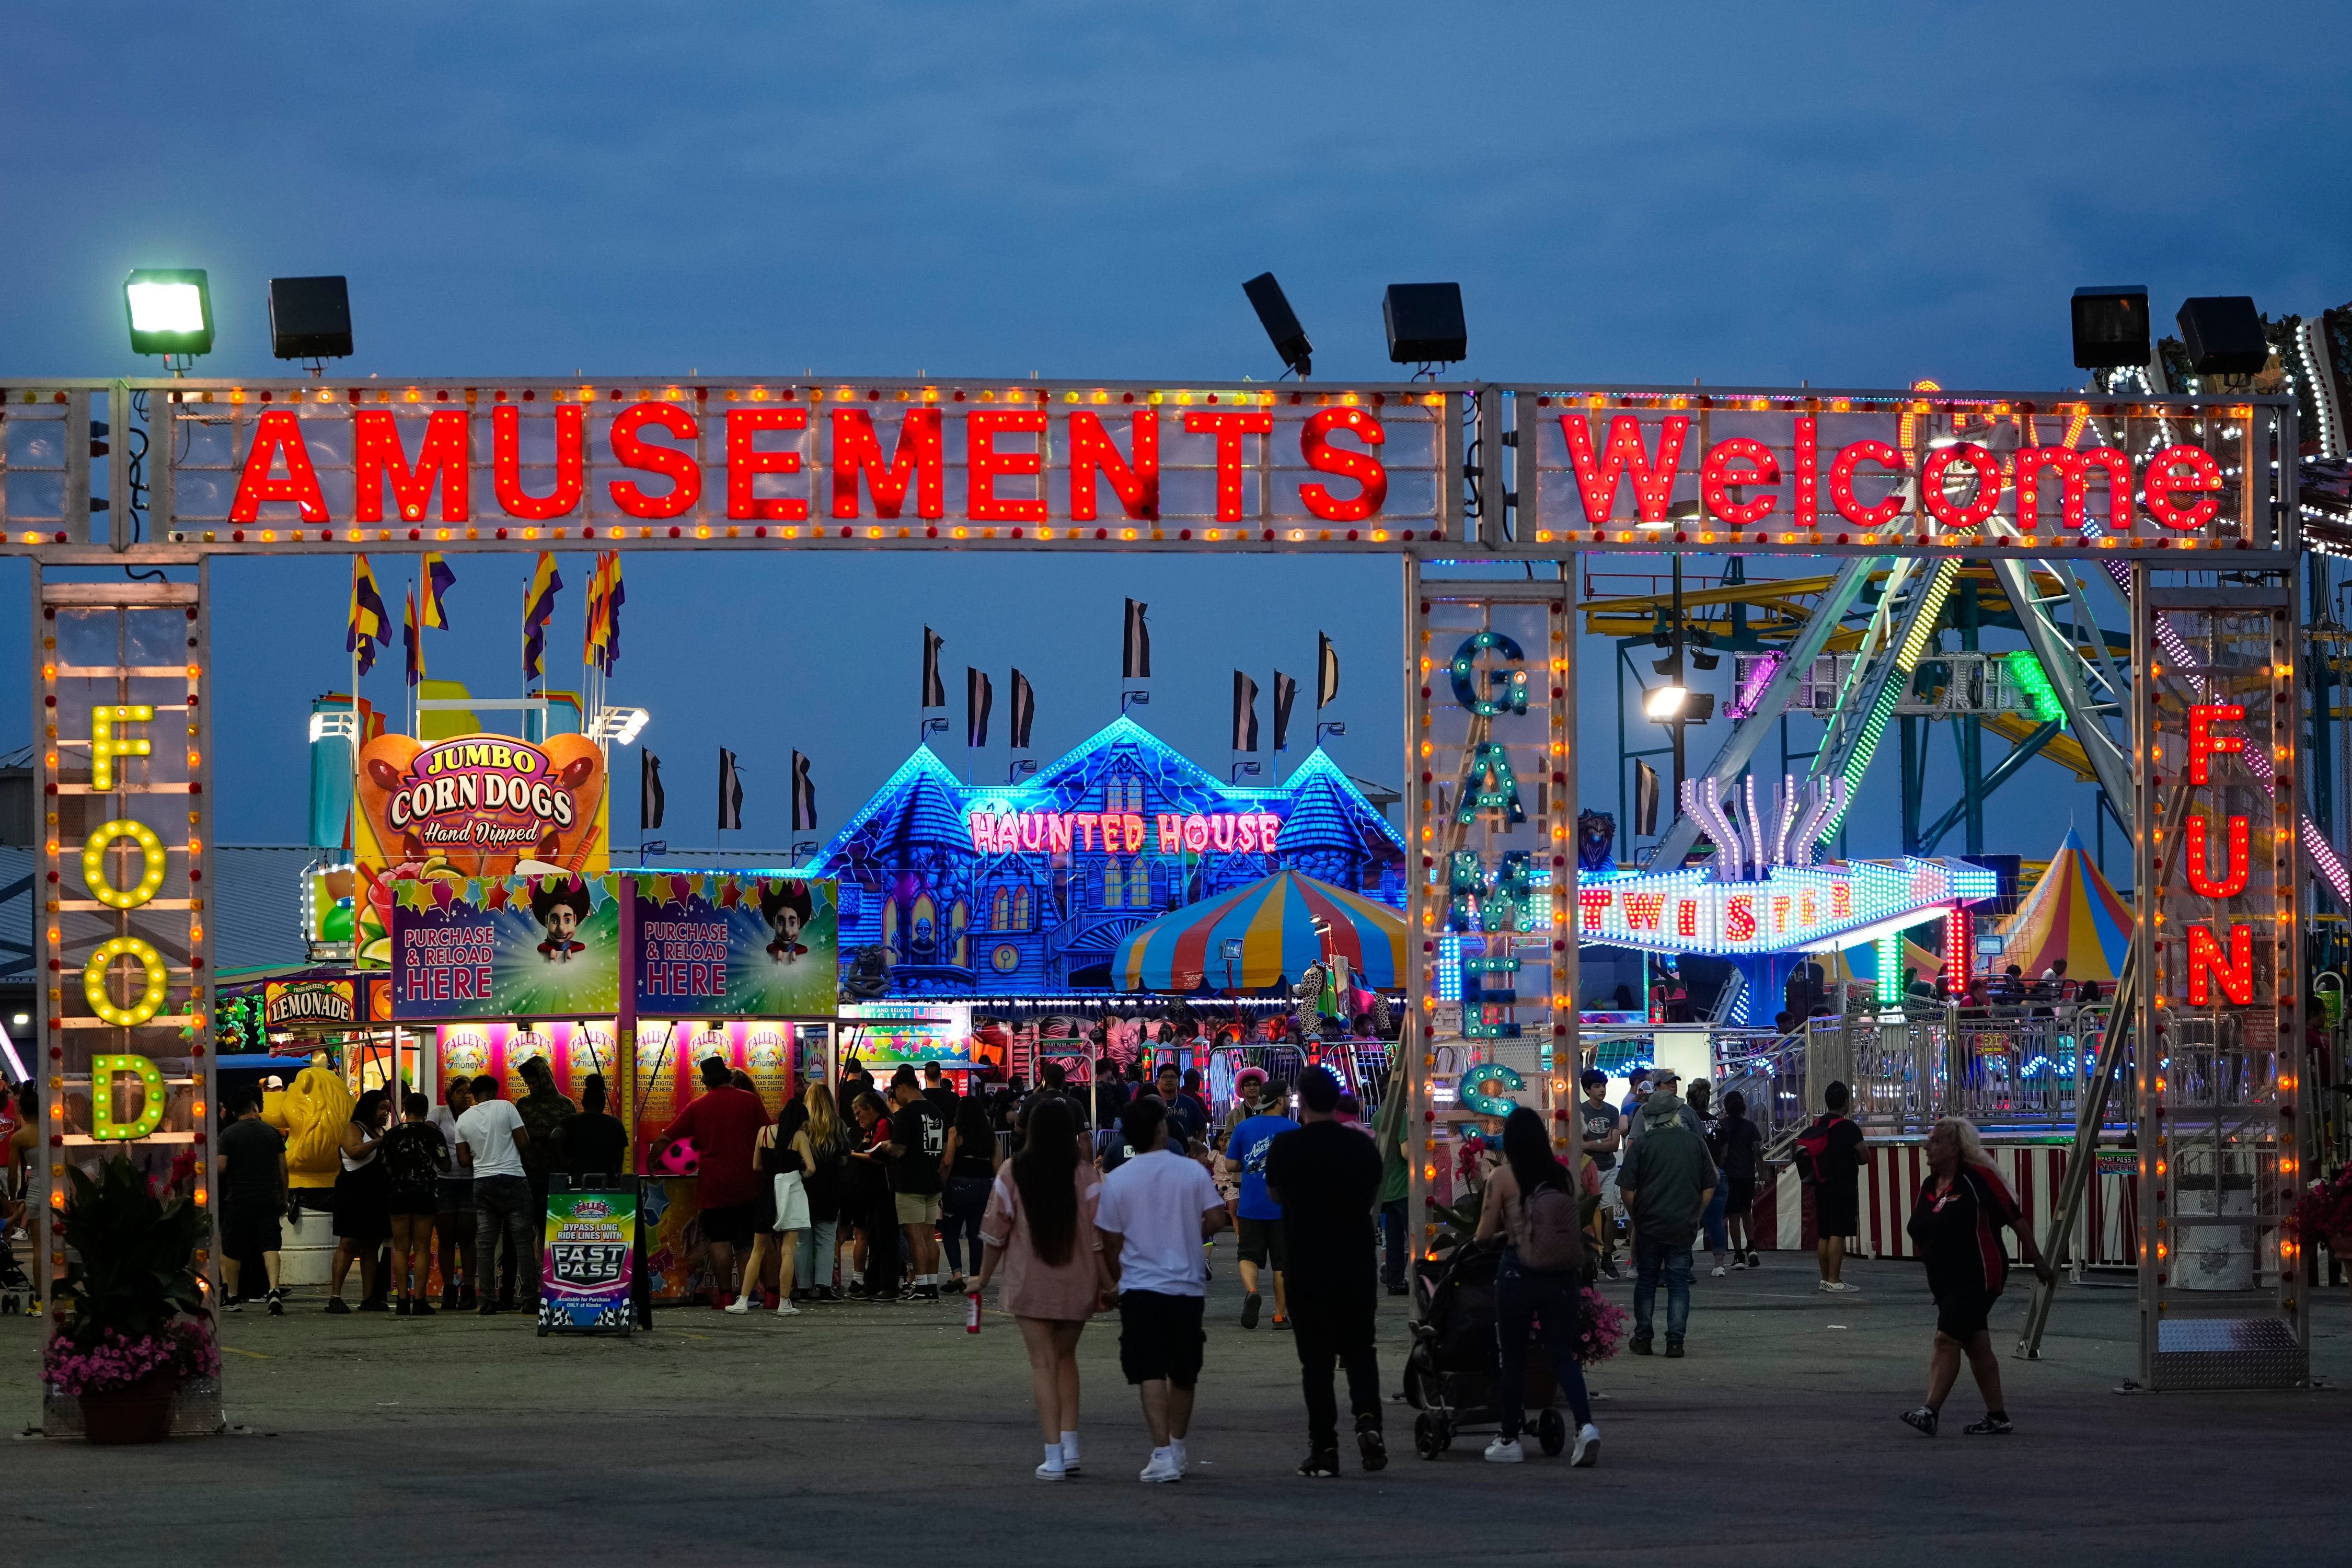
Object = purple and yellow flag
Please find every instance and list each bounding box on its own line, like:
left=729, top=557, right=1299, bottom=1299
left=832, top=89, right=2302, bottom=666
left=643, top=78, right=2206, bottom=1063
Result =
left=522, top=551, right=562, bottom=682
left=348, top=555, right=389, bottom=675
left=403, top=588, right=422, bottom=688
left=421, top=550, right=456, bottom=630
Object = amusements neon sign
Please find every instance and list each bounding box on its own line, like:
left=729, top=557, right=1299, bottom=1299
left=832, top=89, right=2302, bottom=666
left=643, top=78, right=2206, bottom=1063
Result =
left=967, top=810, right=1283, bottom=857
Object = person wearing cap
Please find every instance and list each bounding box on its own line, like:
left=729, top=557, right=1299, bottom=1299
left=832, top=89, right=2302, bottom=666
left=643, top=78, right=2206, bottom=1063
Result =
left=1625, top=1067, right=1705, bottom=1143
left=1577, top=1070, right=1625, bottom=1278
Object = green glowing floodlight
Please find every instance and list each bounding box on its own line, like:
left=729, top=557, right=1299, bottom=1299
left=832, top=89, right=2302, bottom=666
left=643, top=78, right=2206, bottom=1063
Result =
left=123, top=268, right=213, bottom=359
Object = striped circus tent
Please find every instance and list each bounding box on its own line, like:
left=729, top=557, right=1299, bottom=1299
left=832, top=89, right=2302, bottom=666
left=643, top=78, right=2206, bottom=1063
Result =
left=1113, top=869, right=1404, bottom=993
left=1997, top=828, right=2134, bottom=982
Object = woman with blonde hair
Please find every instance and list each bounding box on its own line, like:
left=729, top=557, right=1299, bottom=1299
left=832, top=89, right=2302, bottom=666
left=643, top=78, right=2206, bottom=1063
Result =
left=1899, top=1116, right=2051, bottom=1437
left=794, top=1081, right=848, bottom=1303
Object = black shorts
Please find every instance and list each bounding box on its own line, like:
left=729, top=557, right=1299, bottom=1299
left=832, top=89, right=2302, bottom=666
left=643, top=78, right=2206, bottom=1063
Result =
left=1814, top=1183, right=1859, bottom=1238
left=1237, top=1215, right=1287, bottom=1270
left=1934, top=1289, right=2002, bottom=1342
left=1117, top=1289, right=1206, bottom=1387
left=388, top=1190, right=440, bottom=1218
left=700, top=1201, right=757, bottom=1247
left=221, top=1200, right=282, bottom=1258
left=1724, top=1175, right=1756, bottom=1214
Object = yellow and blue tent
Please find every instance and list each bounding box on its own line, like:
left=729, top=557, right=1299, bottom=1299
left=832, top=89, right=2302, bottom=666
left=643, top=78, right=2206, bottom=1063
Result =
left=1997, top=828, right=2133, bottom=982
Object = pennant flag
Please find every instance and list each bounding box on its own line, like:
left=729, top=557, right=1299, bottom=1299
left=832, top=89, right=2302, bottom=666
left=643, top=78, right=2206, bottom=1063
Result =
left=601, top=553, right=625, bottom=673
left=967, top=667, right=994, bottom=748
left=718, top=748, right=744, bottom=831
left=1633, top=758, right=1661, bottom=836
left=421, top=551, right=455, bottom=630
left=1123, top=598, right=1152, bottom=679
left=403, top=589, right=422, bottom=689
left=522, top=552, right=562, bottom=682
left=1317, top=631, right=1340, bottom=709
left=582, top=553, right=607, bottom=669
left=921, top=627, right=947, bottom=708
left=1272, top=671, right=1297, bottom=751
left=791, top=750, right=817, bottom=833
left=1008, top=668, right=1036, bottom=750
left=347, top=555, right=389, bottom=675
left=1232, top=671, right=1259, bottom=752
left=640, top=749, right=666, bottom=831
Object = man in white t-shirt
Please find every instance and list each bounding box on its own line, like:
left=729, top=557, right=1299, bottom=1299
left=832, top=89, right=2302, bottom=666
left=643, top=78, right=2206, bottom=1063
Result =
left=1095, top=1096, right=1231, bottom=1484
left=454, top=1084, right=536, bottom=1317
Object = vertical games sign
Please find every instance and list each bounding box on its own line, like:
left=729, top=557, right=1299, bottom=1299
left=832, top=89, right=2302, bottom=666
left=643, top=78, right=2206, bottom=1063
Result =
left=36, top=575, right=217, bottom=1436
left=1405, top=579, right=1573, bottom=1252
left=2134, top=573, right=2307, bottom=1389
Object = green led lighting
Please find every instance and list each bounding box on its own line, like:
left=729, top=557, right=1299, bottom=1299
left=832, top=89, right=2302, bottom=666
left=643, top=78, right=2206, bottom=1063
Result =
left=2006, top=649, right=2066, bottom=726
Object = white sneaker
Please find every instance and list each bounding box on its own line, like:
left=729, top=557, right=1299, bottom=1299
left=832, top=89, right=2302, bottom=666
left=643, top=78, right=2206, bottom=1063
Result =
left=1824, top=1281, right=1858, bottom=1293
left=1171, top=1439, right=1189, bottom=1474
left=774, top=1300, right=801, bottom=1317
left=1710, top=1265, right=1727, bottom=1278
left=1034, top=1459, right=1068, bottom=1482
left=1570, top=1423, right=1600, bottom=1468
left=1483, top=1436, right=1524, bottom=1465
left=721, top=1296, right=751, bottom=1314
left=1139, top=1449, right=1183, bottom=1483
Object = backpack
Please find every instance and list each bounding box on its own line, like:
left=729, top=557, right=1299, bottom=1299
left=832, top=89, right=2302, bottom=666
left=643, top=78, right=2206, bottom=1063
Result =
left=1793, top=1114, right=1842, bottom=1184
left=1520, top=1179, right=1585, bottom=1274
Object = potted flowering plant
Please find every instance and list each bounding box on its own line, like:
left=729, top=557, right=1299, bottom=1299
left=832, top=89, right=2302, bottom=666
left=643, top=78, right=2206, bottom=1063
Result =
left=41, top=1156, right=217, bottom=1444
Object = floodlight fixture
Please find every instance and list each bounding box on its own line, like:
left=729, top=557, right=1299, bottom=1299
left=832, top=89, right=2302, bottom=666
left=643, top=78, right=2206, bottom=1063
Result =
left=1382, top=282, right=1467, bottom=368
left=124, top=268, right=213, bottom=365
left=270, top=275, right=353, bottom=370
left=1691, top=650, right=1722, bottom=672
left=1242, top=272, right=1312, bottom=378
left=308, top=709, right=359, bottom=745
left=2070, top=284, right=2150, bottom=370
left=588, top=705, right=650, bottom=745
left=2175, top=295, right=2269, bottom=377
left=1645, top=684, right=1689, bottom=720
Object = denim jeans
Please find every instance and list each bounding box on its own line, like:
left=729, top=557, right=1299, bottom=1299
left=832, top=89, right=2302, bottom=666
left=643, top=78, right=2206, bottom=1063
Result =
left=1632, top=1237, right=1692, bottom=1341
left=1494, top=1249, right=1593, bottom=1439
left=794, top=1219, right=839, bottom=1290
left=1289, top=1283, right=1382, bottom=1451
left=1701, top=1180, right=1730, bottom=1254
left=1380, top=1200, right=1408, bottom=1290
left=472, top=1175, right=539, bottom=1307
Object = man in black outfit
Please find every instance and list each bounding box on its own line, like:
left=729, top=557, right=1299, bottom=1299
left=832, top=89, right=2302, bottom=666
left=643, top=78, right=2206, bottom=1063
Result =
left=1263, top=1066, right=1387, bottom=1478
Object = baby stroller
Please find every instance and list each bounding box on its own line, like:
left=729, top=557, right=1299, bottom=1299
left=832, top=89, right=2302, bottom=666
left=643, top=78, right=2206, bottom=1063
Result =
left=1403, top=1239, right=1569, bottom=1459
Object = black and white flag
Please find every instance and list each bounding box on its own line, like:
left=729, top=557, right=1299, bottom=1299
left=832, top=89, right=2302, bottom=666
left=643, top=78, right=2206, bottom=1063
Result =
left=1317, top=631, right=1340, bottom=709
left=1272, top=672, right=1298, bottom=751
left=1123, top=598, right=1151, bottom=679
left=718, top=748, right=744, bottom=832
left=967, top=667, right=993, bottom=748
left=1008, top=668, right=1035, bottom=750
left=790, top=750, right=816, bottom=833
left=1232, top=671, right=1259, bottom=752
left=640, top=749, right=666, bottom=831
left=921, top=626, right=947, bottom=708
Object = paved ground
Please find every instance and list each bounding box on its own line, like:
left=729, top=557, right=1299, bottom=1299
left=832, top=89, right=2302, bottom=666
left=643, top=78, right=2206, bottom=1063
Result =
left=7, top=1241, right=2350, bottom=1566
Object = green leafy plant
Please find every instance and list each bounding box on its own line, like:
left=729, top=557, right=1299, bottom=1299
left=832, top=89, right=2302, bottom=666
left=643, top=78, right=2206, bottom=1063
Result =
left=54, top=1156, right=211, bottom=1353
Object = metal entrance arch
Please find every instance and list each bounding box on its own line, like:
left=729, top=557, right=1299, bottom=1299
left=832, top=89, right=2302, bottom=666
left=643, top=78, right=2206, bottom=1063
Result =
left=3, top=373, right=2307, bottom=1411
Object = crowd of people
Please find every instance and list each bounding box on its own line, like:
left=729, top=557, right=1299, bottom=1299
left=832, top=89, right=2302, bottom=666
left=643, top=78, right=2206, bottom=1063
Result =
left=8, top=1037, right=2056, bottom=1477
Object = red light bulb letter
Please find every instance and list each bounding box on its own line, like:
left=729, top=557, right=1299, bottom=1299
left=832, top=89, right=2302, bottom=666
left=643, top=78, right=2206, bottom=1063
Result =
left=2015, top=446, right=2131, bottom=534
left=2184, top=814, right=2251, bottom=899
left=724, top=408, right=809, bottom=521
left=1920, top=442, right=2002, bottom=530
left=2145, top=444, right=2223, bottom=532
left=607, top=402, right=702, bottom=520
left=1700, top=436, right=1779, bottom=527
left=2187, top=704, right=2245, bottom=784
left=354, top=409, right=470, bottom=524
left=2185, top=923, right=2254, bottom=1007
left=1829, top=441, right=1907, bottom=527
left=1068, top=410, right=1159, bottom=522
left=1560, top=413, right=1689, bottom=526
left=1182, top=412, right=1274, bottom=522
left=829, top=409, right=943, bottom=520
left=1299, top=407, right=1388, bottom=522
left=229, top=410, right=330, bottom=523
left=967, top=411, right=1048, bottom=523
left=493, top=404, right=585, bottom=520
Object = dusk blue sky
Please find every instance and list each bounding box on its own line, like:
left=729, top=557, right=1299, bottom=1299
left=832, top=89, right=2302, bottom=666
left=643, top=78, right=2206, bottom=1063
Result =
left=5, top=4, right=2347, bottom=872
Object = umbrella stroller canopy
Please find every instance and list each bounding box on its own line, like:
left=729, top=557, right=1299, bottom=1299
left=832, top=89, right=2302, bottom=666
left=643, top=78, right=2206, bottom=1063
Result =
left=1997, top=828, right=2134, bottom=983
left=1113, top=869, right=1404, bottom=993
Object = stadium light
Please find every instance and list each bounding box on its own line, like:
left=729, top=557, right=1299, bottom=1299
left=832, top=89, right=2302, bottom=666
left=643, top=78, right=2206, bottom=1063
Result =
left=124, top=269, right=213, bottom=365
left=588, top=705, right=650, bottom=745
left=1243, top=272, right=1312, bottom=378
left=1645, top=684, right=1689, bottom=720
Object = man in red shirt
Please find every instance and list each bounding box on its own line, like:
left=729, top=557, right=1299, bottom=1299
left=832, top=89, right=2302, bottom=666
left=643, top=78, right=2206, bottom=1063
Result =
left=653, top=1056, right=771, bottom=1309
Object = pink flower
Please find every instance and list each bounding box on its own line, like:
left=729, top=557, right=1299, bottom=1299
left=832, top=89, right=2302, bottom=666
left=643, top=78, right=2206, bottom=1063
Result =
left=42, top=1321, right=218, bottom=1396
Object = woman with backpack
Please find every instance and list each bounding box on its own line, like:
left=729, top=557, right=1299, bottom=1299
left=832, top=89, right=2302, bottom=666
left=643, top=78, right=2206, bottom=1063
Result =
left=1472, top=1105, right=1600, bottom=1468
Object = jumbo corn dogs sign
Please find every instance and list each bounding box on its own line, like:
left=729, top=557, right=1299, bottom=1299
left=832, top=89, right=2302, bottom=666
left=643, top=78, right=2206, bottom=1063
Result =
left=350, top=732, right=609, bottom=966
